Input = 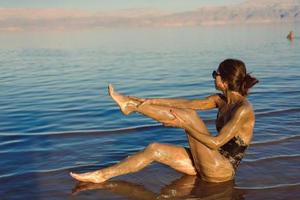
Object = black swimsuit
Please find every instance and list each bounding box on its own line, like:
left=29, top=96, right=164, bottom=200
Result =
left=216, top=94, right=248, bottom=170
left=218, top=136, right=248, bottom=170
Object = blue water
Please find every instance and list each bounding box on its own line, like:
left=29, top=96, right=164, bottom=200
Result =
left=0, top=23, right=300, bottom=199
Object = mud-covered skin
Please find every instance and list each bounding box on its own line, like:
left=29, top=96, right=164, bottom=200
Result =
left=70, top=82, right=255, bottom=183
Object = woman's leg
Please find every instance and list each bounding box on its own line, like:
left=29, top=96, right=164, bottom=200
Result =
left=70, top=143, right=197, bottom=183
left=108, top=84, right=210, bottom=133
left=70, top=85, right=231, bottom=183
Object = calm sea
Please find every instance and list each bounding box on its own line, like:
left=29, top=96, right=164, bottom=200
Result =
left=0, top=23, right=299, bottom=200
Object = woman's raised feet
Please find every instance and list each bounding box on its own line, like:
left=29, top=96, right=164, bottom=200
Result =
left=108, top=84, right=140, bottom=115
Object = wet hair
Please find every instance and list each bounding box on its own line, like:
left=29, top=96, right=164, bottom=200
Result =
left=218, top=59, right=259, bottom=96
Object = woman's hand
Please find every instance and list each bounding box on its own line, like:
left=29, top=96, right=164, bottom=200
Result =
left=162, top=109, right=187, bottom=129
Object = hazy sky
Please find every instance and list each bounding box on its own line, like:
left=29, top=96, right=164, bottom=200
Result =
left=0, top=0, right=244, bottom=11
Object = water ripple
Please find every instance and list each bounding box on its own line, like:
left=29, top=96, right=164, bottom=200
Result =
left=251, top=135, right=300, bottom=146
left=244, top=154, right=300, bottom=163
left=255, top=108, right=300, bottom=117
left=236, top=182, right=300, bottom=190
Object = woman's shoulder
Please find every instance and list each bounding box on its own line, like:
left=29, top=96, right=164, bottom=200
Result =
left=207, top=93, right=226, bottom=107
left=240, top=98, right=254, bottom=114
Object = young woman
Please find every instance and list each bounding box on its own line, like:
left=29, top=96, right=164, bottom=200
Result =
left=70, top=58, right=259, bottom=183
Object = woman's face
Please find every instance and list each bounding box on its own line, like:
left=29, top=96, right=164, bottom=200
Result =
left=213, top=70, right=227, bottom=92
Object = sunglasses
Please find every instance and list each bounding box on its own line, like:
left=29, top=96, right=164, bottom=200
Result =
left=212, top=70, right=221, bottom=79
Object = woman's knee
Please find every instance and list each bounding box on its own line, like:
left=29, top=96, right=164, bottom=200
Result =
left=146, top=142, right=160, bottom=151
left=145, top=142, right=163, bottom=158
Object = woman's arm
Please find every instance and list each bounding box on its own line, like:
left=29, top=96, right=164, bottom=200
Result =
left=142, top=94, right=221, bottom=110
left=173, top=105, right=252, bottom=150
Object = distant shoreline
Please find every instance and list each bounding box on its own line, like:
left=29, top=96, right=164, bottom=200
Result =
left=0, top=0, right=299, bottom=32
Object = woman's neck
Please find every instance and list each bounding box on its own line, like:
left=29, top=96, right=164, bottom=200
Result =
left=224, top=90, right=244, bottom=104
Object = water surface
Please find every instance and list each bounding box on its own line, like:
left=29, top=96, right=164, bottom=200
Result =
left=0, top=23, right=299, bottom=199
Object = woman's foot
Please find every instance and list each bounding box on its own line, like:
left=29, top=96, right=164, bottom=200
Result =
left=108, top=84, right=139, bottom=115
left=70, top=171, right=108, bottom=184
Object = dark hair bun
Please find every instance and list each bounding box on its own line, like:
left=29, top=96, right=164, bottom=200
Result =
left=240, top=73, right=259, bottom=96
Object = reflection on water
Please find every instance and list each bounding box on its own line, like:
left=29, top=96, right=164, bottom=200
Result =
left=72, top=175, right=244, bottom=200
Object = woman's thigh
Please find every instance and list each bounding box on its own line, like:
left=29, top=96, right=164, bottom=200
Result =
left=149, top=142, right=197, bottom=175
left=142, top=107, right=234, bottom=178
left=175, top=110, right=235, bottom=178
left=186, top=135, right=234, bottom=180
left=154, top=108, right=231, bottom=172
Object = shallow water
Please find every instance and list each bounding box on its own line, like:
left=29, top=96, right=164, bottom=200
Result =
left=0, top=23, right=300, bottom=199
